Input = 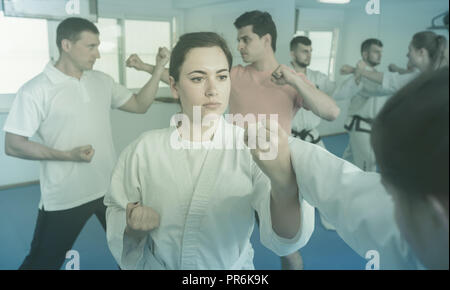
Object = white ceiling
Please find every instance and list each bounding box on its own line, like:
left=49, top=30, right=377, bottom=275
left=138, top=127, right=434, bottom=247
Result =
left=172, top=0, right=245, bottom=9
left=171, top=0, right=447, bottom=10
left=295, top=0, right=447, bottom=9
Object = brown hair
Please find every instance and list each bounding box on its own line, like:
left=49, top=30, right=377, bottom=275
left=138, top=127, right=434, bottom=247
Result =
left=169, top=32, right=233, bottom=82
left=234, top=10, right=277, bottom=52
left=56, top=17, right=99, bottom=52
left=361, top=38, right=383, bottom=54
left=371, top=68, right=449, bottom=201
left=411, top=31, right=448, bottom=70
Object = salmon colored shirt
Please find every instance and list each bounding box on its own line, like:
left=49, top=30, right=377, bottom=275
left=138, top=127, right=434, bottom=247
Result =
left=229, top=64, right=312, bottom=134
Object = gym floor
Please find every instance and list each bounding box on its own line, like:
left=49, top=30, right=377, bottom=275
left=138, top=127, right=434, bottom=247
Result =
left=0, top=133, right=367, bottom=270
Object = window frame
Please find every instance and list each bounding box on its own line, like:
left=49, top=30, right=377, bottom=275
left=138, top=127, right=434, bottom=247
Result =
left=120, top=16, right=174, bottom=92
left=0, top=11, right=51, bottom=108
left=294, top=28, right=340, bottom=81
left=0, top=13, right=177, bottom=110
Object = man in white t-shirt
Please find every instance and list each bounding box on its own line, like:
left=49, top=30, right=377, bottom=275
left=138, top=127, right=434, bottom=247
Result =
left=3, top=17, right=169, bottom=269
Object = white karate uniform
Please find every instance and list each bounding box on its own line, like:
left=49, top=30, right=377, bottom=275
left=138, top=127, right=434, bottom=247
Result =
left=381, top=71, right=420, bottom=94
left=288, top=137, right=424, bottom=269
left=334, top=67, right=392, bottom=172
left=335, top=70, right=421, bottom=172
left=291, top=68, right=336, bottom=148
left=104, top=117, right=315, bottom=270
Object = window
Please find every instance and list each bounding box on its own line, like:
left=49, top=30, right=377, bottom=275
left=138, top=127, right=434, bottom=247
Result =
left=94, top=18, right=121, bottom=82
left=0, top=14, right=174, bottom=99
left=0, top=11, right=50, bottom=94
left=124, top=20, right=171, bottom=89
left=294, top=29, right=339, bottom=81
left=93, top=17, right=172, bottom=89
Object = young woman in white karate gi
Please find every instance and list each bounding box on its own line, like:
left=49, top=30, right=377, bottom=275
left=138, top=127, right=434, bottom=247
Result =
left=104, top=32, right=315, bottom=270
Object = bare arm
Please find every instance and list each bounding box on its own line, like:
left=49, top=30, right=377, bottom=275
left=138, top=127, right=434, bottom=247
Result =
left=388, top=63, right=416, bottom=75
left=5, top=132, right=94, bottom=162
left=125, top=52, right=170, bottom=84
left=340, top=62, right=384, bottom=85
left=353, top=60, right=384, bottom=84
left=269, top=161, right=301, bottom=239
left=119, top=48, right=171, bottom=114
left=139, top=63, right=170, bottom=85
left=272, top=65, right=340, bottom=121
left=357, top=69, right=384, bottom=84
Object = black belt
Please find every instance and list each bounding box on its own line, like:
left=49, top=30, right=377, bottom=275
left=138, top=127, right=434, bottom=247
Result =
left=291, top=129, right=322, bottom=144
left=344, top=115, right=373, bottom=133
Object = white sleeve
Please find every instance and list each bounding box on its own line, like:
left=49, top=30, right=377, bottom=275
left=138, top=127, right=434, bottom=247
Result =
left=382, top=71, right=419, bottom=95
left=332, top=75, right=362, bottom=101
left=250, top=160, right=315, bottom=257
left=104, top=140, right=148, bottom=269
left=316, top=73, right=337, bottom=96
left=3, top=87, right=45, bottom=137
left=288, top=137, right=422, bottom=269
left=108, top=75, right=134, bottom=109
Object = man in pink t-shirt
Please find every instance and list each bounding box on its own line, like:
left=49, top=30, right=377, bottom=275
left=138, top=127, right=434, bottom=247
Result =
left=229, top=11, right=339, bottom=135
left=230, top=64, right=311, bottom=133
left=230, top=11, right=340, bottom=270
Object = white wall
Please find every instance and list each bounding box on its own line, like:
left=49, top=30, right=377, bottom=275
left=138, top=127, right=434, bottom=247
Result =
left=1, top=0, right=449, bottom=186
left=337, top=0, right=449, bottom=77
left=184, top=0, right=297, bottom=67
left=298, top=0, right=449, bottom=135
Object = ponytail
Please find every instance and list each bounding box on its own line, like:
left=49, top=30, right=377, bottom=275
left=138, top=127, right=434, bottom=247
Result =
left=411, top=31, right=448, bottom=71
left=434, top=35, right=448, bottom=69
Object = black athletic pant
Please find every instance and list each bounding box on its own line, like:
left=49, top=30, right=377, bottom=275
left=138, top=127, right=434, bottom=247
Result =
left=19, top=197, right=107, bottom=270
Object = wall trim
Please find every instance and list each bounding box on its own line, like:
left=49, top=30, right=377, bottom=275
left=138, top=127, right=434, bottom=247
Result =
left=0, top=180, right=39, bottom=191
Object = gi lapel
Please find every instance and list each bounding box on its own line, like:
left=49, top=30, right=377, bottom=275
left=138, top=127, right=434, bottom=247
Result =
left=180, top=118, right=227, bottom=269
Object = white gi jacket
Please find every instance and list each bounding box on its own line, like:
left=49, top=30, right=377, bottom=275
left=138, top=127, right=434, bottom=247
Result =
left=334, top=68, right=391, bottom=120
left=288, top=137, right=424, bottom=269
left=105, top=117, right=315, bottom=270
left=381, top=71, right=420, bottom=95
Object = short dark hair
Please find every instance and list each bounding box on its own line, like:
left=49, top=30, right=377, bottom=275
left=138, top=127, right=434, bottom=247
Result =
left=371, top=68, right=449, bottom=200
left=290, top=36, right=312, bottom=51
left=56, top=17, right=99, bottom=51
left=169, top=32, right=233, bottom=82
left=234, top=10, right=277, bottom=52
left=361, top=38, right=383, bottom=54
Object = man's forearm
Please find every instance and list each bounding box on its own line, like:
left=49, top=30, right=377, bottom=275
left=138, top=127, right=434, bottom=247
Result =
left=134, top=66, right=166, bottom=113
left=270, top=187, right=301, bottom=239
left=293, top=77, right=340, bottom=121
left=358, top=69, right=384, bottom=85
left=268, top=156, right=301, bottom=239
left=5, top=136, right=71, bottom=161
left=141, top=63, right=170, bottom=84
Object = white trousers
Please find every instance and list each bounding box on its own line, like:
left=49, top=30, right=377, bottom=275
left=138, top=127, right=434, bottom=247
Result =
left=343, top=117, right=377, bottom=172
